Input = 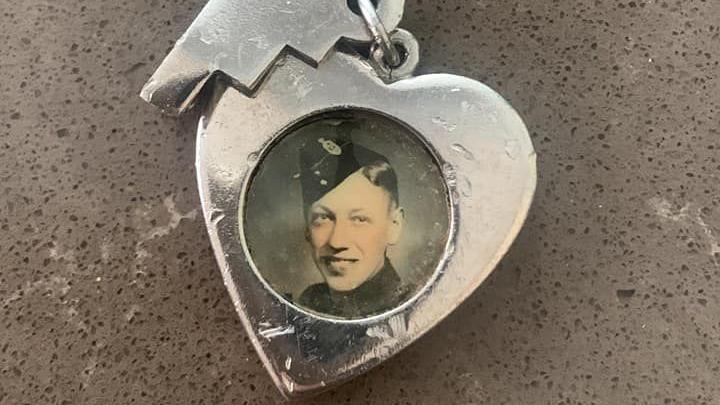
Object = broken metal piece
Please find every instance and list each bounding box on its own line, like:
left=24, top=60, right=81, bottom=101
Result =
left=140, top=0, right=404, bottom=114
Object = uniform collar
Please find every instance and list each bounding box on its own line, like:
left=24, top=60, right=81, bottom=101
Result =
left=327, top=257, right=402, bottom=316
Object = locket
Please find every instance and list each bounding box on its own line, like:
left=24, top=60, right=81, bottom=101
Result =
left=141, top=0, right=536, bottom=397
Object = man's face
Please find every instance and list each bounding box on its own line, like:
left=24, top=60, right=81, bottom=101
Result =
left=307, top=170, right=403, bottom=292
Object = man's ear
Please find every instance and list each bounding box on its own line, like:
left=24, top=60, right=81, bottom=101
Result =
left=387, top=206, right=404, bottom=246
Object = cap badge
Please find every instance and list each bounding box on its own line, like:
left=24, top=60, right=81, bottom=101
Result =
left=318, top=138, right=342, bottom=156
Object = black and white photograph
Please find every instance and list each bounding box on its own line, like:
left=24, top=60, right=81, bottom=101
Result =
left=244, top=111, right=451, bottom=319
left=2, top=0, right=718, bottom=402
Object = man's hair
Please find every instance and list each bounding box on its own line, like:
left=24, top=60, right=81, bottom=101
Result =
left=361, top=161, right=400, bottom=208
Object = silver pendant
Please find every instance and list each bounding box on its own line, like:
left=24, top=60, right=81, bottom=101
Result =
left=141, top=0, right=536, bottom=398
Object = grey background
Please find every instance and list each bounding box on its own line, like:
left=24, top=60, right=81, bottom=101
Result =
left=1, top=0, right=719, bottom=404
left=244, top=113, right=449, bottom=303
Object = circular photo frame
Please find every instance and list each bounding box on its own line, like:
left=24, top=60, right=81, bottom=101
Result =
left=243, top=109, right=451, bottom=319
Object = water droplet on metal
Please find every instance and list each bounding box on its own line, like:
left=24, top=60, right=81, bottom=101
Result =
left=432, top=117, right=457, bottom=132
left=460, top=176, right=472, bottom=197
left=450, top=143, right=475, bottom=161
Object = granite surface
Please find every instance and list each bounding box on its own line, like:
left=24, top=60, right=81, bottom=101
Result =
left=1, top=0, right=719, bottom=404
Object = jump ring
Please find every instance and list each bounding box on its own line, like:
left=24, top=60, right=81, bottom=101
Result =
left=357, top=0, right=402, bottom=67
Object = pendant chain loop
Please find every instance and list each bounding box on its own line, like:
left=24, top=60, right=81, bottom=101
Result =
left=357, top=0, right=402, bottom=67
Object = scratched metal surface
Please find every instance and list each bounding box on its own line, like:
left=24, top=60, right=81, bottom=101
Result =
left=140, top=0, right=405, bottom=113
left=1, top=0, right=719, bottom=404
left=195, top=49, right=534, bottom=396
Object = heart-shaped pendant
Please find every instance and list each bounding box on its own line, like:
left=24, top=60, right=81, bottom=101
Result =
left=195, top=48, right=535, bottom=396
left=141, top=0, right=536, bottom=398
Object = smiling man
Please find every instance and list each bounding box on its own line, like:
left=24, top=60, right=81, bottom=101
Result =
left=297, top=135, right=409, bottom=318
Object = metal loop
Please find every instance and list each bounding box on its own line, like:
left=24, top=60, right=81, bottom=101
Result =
left=357, top=0, right=402, bottom=67
left=370, top=29, right=420, bottom=82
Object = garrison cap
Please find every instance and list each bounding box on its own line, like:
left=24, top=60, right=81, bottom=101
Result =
left=299, top=134, right=389, bottom=213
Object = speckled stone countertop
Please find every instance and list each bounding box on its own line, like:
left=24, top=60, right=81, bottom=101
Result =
left=1, top=0, right=719, bottom=404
